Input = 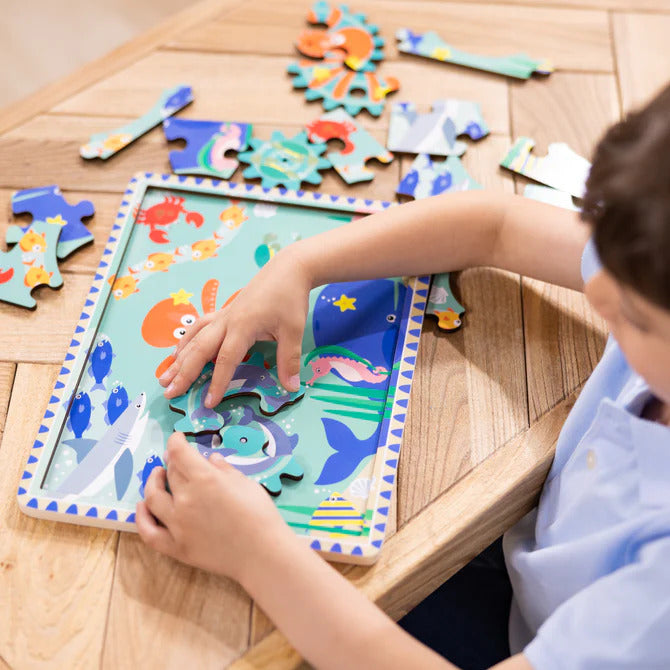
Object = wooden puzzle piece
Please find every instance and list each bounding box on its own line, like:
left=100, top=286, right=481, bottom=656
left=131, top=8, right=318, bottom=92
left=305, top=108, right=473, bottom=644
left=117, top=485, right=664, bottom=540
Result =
left=397, top=154, right=482, bottom=199
left=9, top=185, right=95, bottom=259
left=305, top=108, right=393, bottom=183
left=238, top=130, right=331, bottom=189
left=169, top=354, right=304, bottom=435
left=309, top=492, right=364, bottom=535
left=396, top=28, right=553, bottom=80
left=388, top=100, right=489, bottom=156
left=287, top=57, right=399, bottom=117
left=500, top=137, right=591, bottom=199
left=523, top=184, right=579, bottom=211
left=426, top=273, right=464, bottom=332
left=80, top=84, right=193, bottom=159
left=297, top=1, right=384, bottom=72
left=162, top=118, right=252, bottom=179
left=0, top=219, right=64, bottom=309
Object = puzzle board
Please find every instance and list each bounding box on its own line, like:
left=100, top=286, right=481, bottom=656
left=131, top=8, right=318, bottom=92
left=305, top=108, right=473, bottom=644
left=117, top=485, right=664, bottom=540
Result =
left=17, top=173, right=428, bottom=565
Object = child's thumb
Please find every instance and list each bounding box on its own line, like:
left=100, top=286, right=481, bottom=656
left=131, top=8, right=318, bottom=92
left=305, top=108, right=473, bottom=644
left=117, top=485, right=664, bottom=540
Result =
left=276, top=330, right=303, bottom=393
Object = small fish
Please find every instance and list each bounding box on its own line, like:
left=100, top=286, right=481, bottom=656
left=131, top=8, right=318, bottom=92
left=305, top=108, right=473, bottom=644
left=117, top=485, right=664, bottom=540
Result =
left=309, top=492, right=364, bottom=535
left=18, top=230, right=47, bottom=253
left=136, top=453, right=165, bottom=498
left=66, top=391, right=92, bottom=438
left=88, top=337, right=114, bottom=392
left=190, top=239, right=218, bottom=261
left=219, top=202, right=247, bottom=230
left=109, top=273, right=140, bottom=300
left=105, top=383, right=129, bottom=425
left=143, top=252, right=175, bottom=273
left=23, top=265, right=52, bottom=288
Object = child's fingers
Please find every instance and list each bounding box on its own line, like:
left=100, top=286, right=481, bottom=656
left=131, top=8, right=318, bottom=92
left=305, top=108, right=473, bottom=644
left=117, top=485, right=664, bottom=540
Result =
left=135, top=501, right=177, bottom=556
left=276, top=325, right=304, bottom=392
left=175, top=312, right=216, bottom=356
left=166, top=431, right=211, bottom=480
left=206, top=335, right=250, bottom=408
left=143, top=467, right=175, bottom=525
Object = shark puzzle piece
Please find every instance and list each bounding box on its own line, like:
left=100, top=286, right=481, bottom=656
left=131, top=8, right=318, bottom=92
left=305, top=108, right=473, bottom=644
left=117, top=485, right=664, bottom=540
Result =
left=163, top=118, right=253, bottom=179
left=306, top=108, right=393, bottom=184
left=169, top=354, right=304, bottom=435
left=0, top=219, right=64, bottom=309
left=297, top=1, right=385, bottom=72
left=426, top=273, right=464, bottom=332
left=9, top=185, right=95, bottom=258
left=238, top=130, right=331, bottom=189
left=500, top=137, right=591, bottom=199
left=287, top=57, right=399, bottom=117
left=397, top=154, right=482, bottom=199
left=388, top=100, right=489, bottom=156
left=80, top=84, right=193, bottom=159
left=523, top=184, right=579, bottom=211
left=396, top=28, right=553, bottom=80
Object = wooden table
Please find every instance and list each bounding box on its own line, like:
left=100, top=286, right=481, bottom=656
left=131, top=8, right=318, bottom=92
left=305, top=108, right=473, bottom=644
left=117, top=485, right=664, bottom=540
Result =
left=1, top=0, right=668, bottom=667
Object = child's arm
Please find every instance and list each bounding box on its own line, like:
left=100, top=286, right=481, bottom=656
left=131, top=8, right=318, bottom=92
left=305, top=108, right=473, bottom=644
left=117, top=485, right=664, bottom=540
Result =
left=160, top=191, right=590, bottom=407
left=136, top=433, right=532, bottom=670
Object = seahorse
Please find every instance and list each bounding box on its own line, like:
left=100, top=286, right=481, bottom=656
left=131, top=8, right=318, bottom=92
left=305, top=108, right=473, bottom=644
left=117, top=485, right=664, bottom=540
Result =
left=304, top=345, right=390, bottom=385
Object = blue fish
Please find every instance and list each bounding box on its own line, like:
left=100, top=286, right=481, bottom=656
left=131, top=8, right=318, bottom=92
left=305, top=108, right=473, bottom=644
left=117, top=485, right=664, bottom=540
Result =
left=398, top=169, right=419, bottom=196
left=136, top=453, right=165, bottom=498
left=88, top=337, right=114, bottom=392
left=105, top=383, right=129, bottom=425
left=314, top=418, right=380, bottom=485
left=66, top=391, right=91, bottom=438
left=162, top=85, right=193, bottom=114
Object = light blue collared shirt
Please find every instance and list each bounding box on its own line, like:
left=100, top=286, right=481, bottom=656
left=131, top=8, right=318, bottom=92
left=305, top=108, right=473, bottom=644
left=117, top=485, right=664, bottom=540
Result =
left=504, top=239, right=670, bottom=669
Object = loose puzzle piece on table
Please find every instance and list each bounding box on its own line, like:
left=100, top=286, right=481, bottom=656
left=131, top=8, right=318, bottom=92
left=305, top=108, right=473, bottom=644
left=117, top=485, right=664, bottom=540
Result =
left=287, top=57, right=399, bottom=117
left=297, top=1, right=384, bottom=72
left=397, top=154, right=482, bottom=199
left=9, top=185, right=95, bottom=259
left=396, top=29, right=553, bottom=80
left=163, top=118, right=252, bottom=179
left=427, top=273, right=464, bottom=332
left=0, top=219, right=64, bottom=309
left=388, top=100, right=489, bottom=156
left=500, top=137, right=591, bottom=199
left=169, top=354, right=305, bottom=435
left=80, top=84, right=193, bottom=159
left=238, top=130, right=331, bottom=189
left=523, top=184, right=579, bottom=211
left=306, top=108, right=393, bottom=183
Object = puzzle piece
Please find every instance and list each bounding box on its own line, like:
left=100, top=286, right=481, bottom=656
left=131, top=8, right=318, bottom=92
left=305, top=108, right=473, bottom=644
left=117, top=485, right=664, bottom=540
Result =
left=306, top=109, right=393, bottom=183
left=80, top=84, right=193, bottom=159
left=523, top=184, right=579, bottom=211
left=169, top=354, right=304, bottom=435
left=297, top=1, right=385, bottom=72
left=388, top=100, right=489, bottom=156
left=9, top=185, right=95, bottom=259
left=287, top=57, right=399, bottom=117
left=500, top=137, right=591, bottom=199
left=0, top=219, right=64, bottom=309
left=426, top=273, right=464, bottom=332
left=238, top=130, right=331, bottom=189
left=397, top=154, right=482, bottom=199
left=396, top=29, right=553, bottom=80
left=163, top=118, right=252, bottom=179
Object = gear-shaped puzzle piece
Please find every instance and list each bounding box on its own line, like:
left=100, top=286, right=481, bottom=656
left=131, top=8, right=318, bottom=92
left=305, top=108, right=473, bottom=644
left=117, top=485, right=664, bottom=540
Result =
left=287, top=57, right=399, bottom=117
left=306, top=108, right=393, bottom=184
left=297, top=1, right=385, bottom=72
left=0, top=219, right=64, bottom=309
left=9, top=186, right=95, bottom=259
left=169, top=353, right=305, bottom=435
left=387, top=100, right=489, bottom=156
left=238, top=130, right=331, bottom=189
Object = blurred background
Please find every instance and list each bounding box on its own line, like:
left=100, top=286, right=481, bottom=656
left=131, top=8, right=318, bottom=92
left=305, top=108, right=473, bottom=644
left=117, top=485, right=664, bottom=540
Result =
left=0, top=0, right=190, bottom=108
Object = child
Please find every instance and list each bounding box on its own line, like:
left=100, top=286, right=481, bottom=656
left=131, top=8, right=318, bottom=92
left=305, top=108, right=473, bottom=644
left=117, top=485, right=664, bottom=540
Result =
left=136, top=83, right=670, bottom=669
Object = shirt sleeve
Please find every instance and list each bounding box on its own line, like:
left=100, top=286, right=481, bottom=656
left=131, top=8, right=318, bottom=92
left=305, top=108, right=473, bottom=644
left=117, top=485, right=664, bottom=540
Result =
left=581, top=237, right=602, bottom=284
left=523, top=535, right=670, bottom=670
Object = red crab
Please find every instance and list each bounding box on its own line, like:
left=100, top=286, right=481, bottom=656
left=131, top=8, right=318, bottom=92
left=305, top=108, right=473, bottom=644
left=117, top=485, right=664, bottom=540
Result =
left=136, top=195, right=204, bottom=244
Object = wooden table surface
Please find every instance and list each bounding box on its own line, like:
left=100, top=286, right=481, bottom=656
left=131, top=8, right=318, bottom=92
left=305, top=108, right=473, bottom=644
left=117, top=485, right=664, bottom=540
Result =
left=1, top=0, right=669, bottom=667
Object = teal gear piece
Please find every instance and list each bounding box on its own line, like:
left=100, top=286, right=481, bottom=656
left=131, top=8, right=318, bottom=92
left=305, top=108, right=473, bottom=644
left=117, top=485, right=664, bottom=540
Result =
left=238, top=131, right=331, bottom=190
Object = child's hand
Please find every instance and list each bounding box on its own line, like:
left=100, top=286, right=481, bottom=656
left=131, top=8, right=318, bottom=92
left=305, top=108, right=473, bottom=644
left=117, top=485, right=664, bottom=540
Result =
left=136, top=432, right=295, bottom=582
left=159, top=246, right=312, bottom=407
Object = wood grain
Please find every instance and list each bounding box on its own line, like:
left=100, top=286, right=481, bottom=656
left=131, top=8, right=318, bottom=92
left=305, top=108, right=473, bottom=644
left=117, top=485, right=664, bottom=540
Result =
left=172, top=0, right=613, bottom=72
left=613, top=12, right=670, bottom=112
left=232, top=387, right=578, bottom=669
left=0, top=364, right=117, bottom=669
left=382, top=0, right=670, bottom=10
left=0, top=364, right=15, bottom=441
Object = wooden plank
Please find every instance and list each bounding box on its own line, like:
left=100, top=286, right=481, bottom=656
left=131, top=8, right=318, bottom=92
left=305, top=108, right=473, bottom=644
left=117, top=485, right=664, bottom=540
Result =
left=0, top=0, right=245, bottom=135
left=0, top=363, right=14, bottom=441
left=510, top=73, right=613, bottom=420
left=613, top=12, right=670, bottom=112
left=102, top=534, right=251, bottom=669
left=50, top=50, right=509, bottom=133
left=383, top=0, right=670, bottom=10
left=0, top=364, right=117, bottom=668
left=231, top=387, right=579, bottom=669
left=2, top=188, right=121, bottom=275
left=171, top=0, right=613, bottom=72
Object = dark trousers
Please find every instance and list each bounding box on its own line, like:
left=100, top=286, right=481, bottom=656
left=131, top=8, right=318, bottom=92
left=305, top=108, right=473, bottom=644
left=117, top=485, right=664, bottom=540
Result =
left=399, top=538, right=512, bottom=670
